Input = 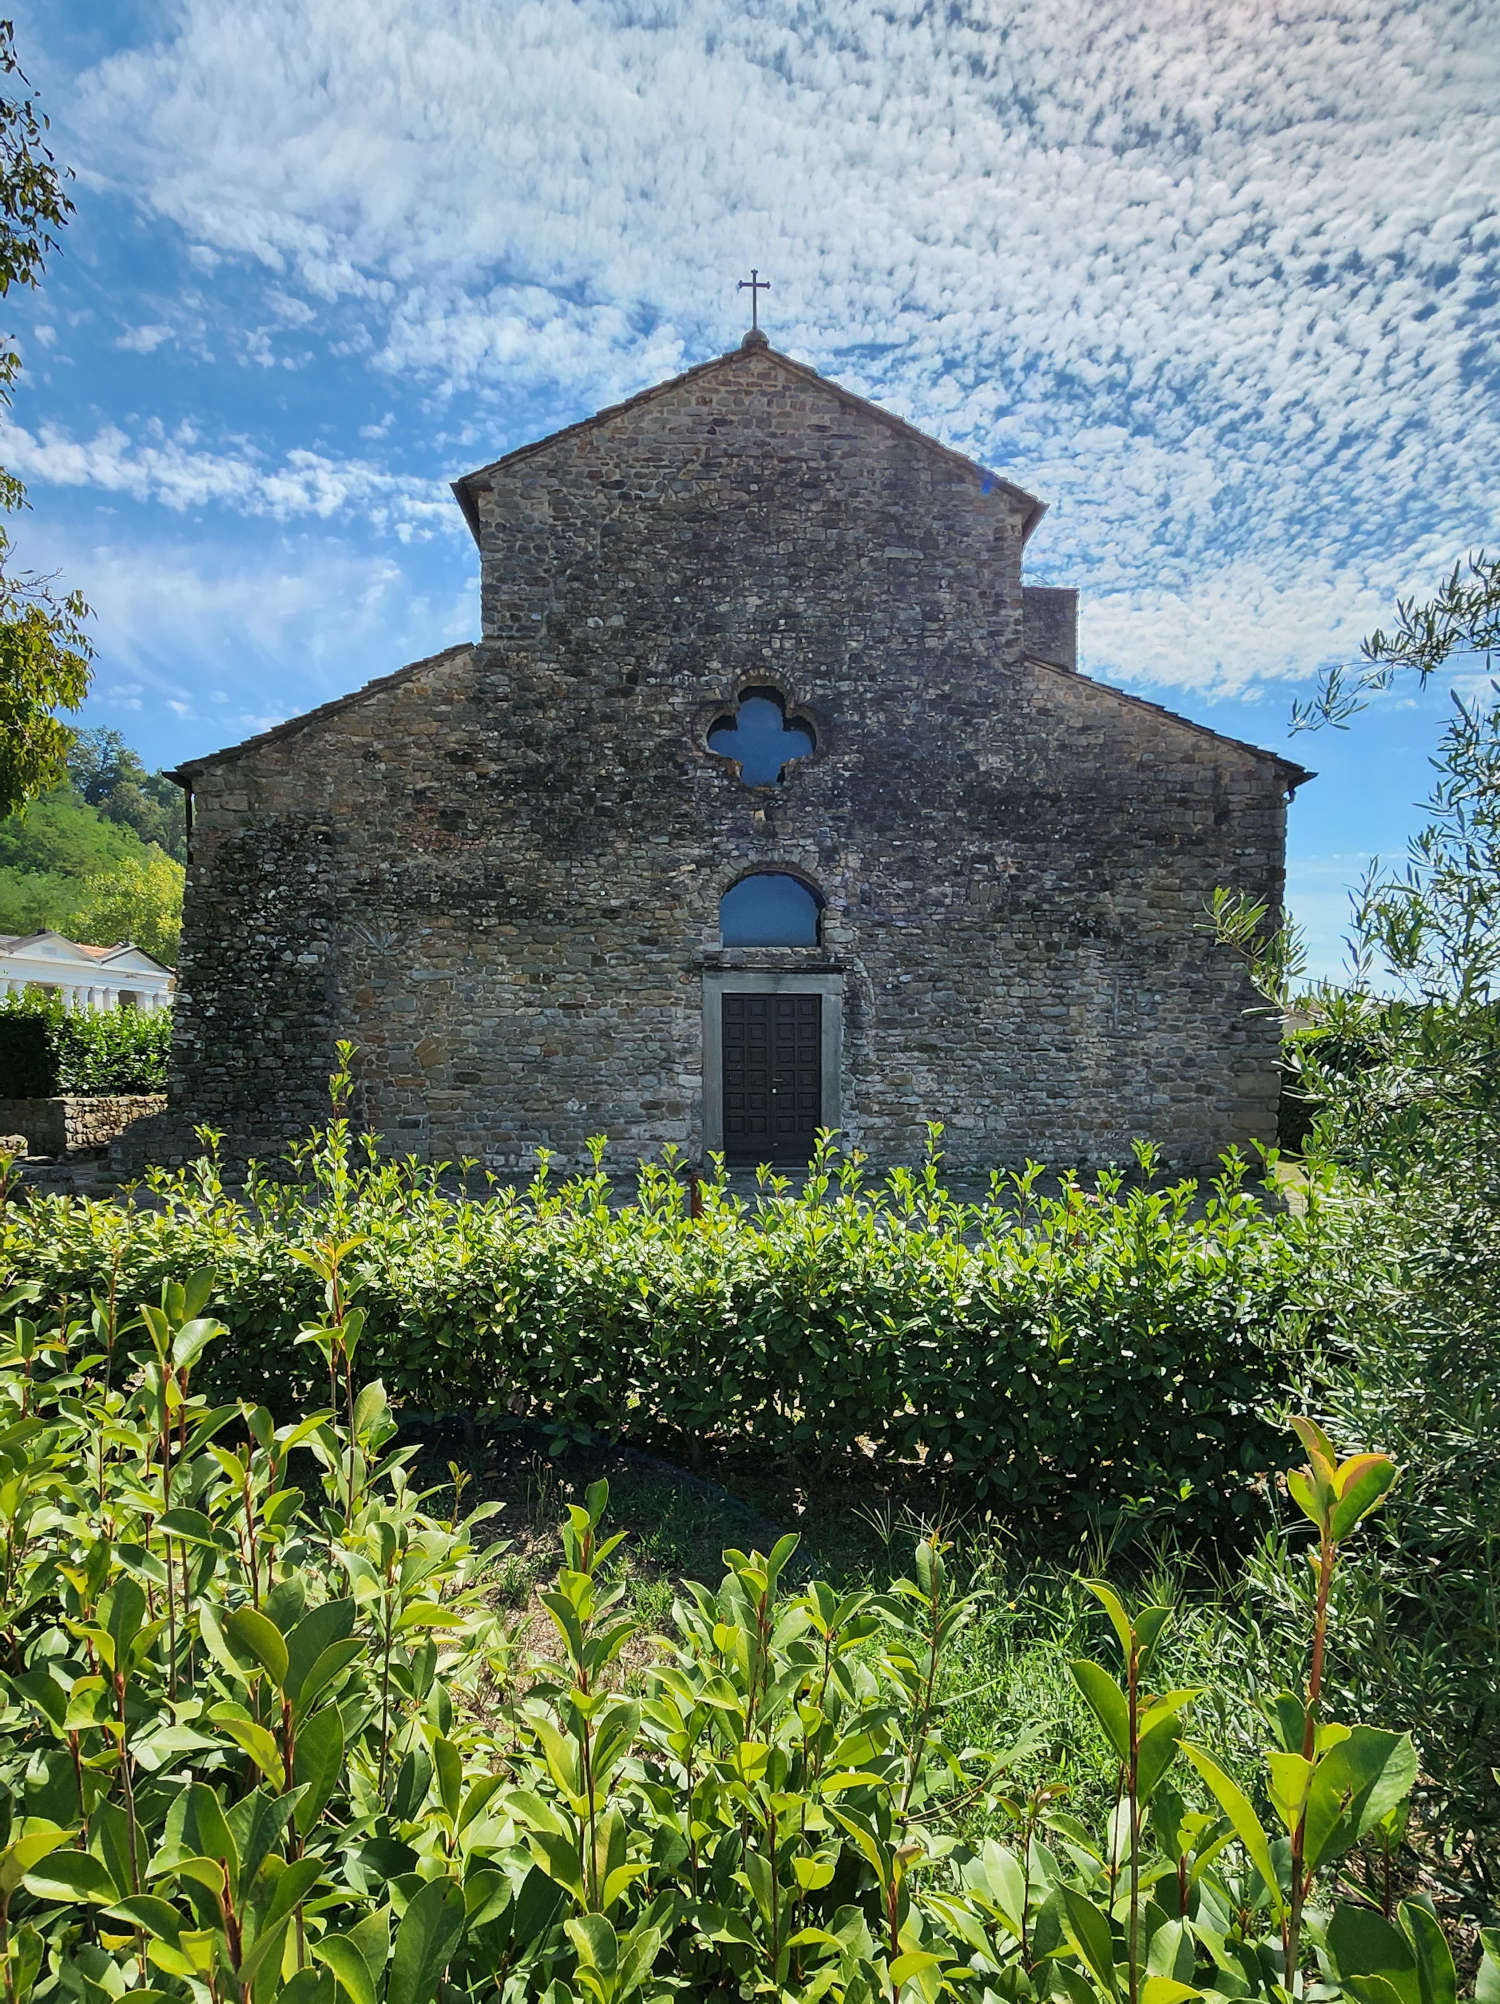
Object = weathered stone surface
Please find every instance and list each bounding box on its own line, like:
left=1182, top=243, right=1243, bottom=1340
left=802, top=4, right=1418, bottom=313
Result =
left=0, top=1095, right=166, bottom=1156
left=128, top=341, right=1308, bottom=1173
left=1021, top=586, right=1078, bottom=671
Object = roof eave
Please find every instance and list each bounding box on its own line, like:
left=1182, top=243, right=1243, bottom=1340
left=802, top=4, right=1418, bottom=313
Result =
left=101, top=943, right=173, bottom=974
left=452, top=475, right=483, bottom=549
left=168, top=641, right=476, bottom=782
left=1018, top=497, right=1048, bottom=544
left=1021, top=654, right=1316, bottom=789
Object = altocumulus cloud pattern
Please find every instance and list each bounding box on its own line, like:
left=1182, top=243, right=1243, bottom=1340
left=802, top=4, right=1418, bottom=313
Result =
left=7, top=0, right=1497, bottom=726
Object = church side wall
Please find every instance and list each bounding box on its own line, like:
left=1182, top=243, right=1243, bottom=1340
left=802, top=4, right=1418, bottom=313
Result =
left=143, top=355, right=1294, bottom=1174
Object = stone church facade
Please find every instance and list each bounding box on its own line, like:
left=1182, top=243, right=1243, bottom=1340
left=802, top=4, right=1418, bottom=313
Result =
left=149, top=331, right=1309, bottom=1173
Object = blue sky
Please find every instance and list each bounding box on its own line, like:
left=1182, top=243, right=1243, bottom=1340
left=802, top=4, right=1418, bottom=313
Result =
left=5, top=0, right=1497, bottom=979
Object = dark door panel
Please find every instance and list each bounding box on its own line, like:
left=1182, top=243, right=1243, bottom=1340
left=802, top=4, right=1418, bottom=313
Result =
left=722, top=992, right=821, bottom=1165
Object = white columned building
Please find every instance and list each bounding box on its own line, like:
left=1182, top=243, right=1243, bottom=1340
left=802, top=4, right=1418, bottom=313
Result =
left=0, top=933, right=175, bottom=1015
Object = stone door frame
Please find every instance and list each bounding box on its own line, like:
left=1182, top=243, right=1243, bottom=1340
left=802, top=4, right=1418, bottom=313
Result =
left=701, top=970, right=844, bottom=1160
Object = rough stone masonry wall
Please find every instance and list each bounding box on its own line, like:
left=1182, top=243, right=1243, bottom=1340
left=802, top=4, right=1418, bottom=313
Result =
left=0, top=1094, right=166, bottom=1156
left=140, top=344, right=1295, bottom=1173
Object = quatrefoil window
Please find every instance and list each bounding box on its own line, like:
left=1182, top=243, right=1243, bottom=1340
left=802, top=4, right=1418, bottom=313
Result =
left=707, top=686, right=814, bottom=786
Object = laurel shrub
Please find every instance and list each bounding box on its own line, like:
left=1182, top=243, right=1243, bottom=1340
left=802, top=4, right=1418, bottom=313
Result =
left=0, top=989, right=171, bottom=1096
left=0, top=1271, right=1476, bottom=2004
left=0, top=1089, right=1315, bottom=1526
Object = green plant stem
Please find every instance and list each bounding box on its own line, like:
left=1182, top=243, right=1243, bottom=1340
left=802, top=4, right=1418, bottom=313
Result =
left=1286, top=1531, right=1337, bottom=1991
left=242, top=1472, right=261, bottom=1606
left=886, top=1872, right=902, bottom=2004
left=343, top=1347, right=358, bottom=1519
left=161, top=1395, right=178, bottom=1696
left=581, top=1707, right=599, bottom=1909
left=68, top=1727, right=86, bottom=1820
left=898, top=1540, right=944, bottom=1826
left=1127, top=1638, right=1140, bottom=2004
left=115, top=1679, right=140, bottom=1893
left=377, top=1559, right=397, bottom=1795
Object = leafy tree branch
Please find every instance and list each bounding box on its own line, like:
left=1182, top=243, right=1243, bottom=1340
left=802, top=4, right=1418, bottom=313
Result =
left=0, top=17, right=92, bottom=820
left=1291, top=549, right=1498, bottom=733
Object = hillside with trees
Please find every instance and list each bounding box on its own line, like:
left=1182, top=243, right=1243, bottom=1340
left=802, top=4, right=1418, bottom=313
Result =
left=0, top=727, right=185, bottom=963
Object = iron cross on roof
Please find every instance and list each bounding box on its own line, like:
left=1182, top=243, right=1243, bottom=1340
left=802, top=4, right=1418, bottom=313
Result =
left=737, top=268, right=770, bottom=333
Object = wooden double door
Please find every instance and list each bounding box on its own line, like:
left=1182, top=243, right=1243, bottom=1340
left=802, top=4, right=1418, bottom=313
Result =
left=721, top=992, right=822, bottom=1165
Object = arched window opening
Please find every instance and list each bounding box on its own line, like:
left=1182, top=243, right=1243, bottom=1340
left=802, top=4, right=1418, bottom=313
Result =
left=707, top=686, right=815, bottom=786
left=720, top=872, right=822, bottom=947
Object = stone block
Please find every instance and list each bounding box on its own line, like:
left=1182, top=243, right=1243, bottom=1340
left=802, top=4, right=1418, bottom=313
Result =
left=0, top=1095, right=167, bottom=1157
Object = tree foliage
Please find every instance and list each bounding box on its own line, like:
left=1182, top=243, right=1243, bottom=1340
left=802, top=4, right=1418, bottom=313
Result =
left=67, top=726, right=187, bottom=861
left=0, top=20, right=72, bottom=303
left=0, top=577, right=91, bottom=823
left=1215, top=552, right=1500, bottom=1178
left=1291, top=549, right=1499, bottom=732
left=1215, top=556, right=1500, bottom=1888
left=0, top=18, right=91, bottom=821
left=0, top=732, right=186, bottom=959
left=72, top=845, right=184, bottom=965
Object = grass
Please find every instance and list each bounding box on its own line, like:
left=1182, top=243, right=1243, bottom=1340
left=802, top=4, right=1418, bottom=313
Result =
left=404, top=1402, right=1499, bottom=1939
left=408, top=1414, right=1308, bottom=1822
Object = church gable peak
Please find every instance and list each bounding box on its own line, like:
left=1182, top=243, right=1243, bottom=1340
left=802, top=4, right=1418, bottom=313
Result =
left=450, top=340, right=1046, bottom=545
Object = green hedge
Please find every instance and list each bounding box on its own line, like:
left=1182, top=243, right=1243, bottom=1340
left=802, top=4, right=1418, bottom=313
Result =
left=0, top=1008, right=49, bottom=1094
left=0, top=990, right=171, bottom=1096
left=0, top=1286, right=1443, bottom=2003
left=0, top=1122, right=1313, bottom=1525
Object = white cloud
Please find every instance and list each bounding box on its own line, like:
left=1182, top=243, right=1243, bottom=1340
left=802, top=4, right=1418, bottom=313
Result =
left=0, top=414, right=457, bottom=540
left=16, top=0, right=1499, bottom=698
left=1079, top=557, right=1437, bottom=695
left=115, top=323, right=174, bottom=354
left=89, top=538, right=466, bottom=673
left=7, top=512, right=473, bottom=757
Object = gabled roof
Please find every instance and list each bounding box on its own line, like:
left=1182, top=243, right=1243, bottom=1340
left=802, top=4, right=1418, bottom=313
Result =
left=169, top=642, right=475, bottom=782
left=451, top=332, right=1047, bottom=546
left=0, top=930, right=174, bottom=974
left=1022, top=654, right=1315, bottom=791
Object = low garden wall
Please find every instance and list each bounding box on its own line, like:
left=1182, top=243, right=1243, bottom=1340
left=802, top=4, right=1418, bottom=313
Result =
left=0, top=1093, right=167, bottom=1155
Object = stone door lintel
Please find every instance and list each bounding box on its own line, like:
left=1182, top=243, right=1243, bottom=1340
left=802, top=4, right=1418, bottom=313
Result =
left=701, top=970, right=844, bottom=1159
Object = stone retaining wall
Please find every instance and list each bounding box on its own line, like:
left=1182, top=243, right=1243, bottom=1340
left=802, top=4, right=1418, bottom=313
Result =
left=0, top=1095, right=167, bottom=1157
